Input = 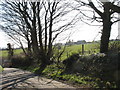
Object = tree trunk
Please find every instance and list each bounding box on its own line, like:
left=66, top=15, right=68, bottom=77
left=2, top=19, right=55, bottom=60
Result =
left=47, top=13, right=53, bottom=61
left=25, top=34, right=32, bottom=56
left=100, top=19, right=112, bottom=53
left=100, top=3, right=112, bottom=53
left=31, top=2, right=39, bottom=57
left=27, top=39, right=32, bottom=55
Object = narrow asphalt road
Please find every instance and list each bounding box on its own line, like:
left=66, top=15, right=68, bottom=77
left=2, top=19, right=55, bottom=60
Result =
left=0, top=68, right=75, bottom=89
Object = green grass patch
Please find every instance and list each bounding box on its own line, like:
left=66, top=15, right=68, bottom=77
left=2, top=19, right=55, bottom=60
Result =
left=0, top=50, right=8, bottom=59
left=14, top=49, right=23, bottom=55
left=60, top=43, right=100, bottom=60
left=0, top=49, right=23, bottom=59
left=41, top=64, right=98, bottom=88
left=18, top=63, right=117, bottom=88
left=1, top=43, right=100, bottom=60
left=0, top=65, right=4, bottom=72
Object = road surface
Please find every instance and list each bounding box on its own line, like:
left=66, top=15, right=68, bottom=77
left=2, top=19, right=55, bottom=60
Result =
left=0, top=68, right=75, bottom=89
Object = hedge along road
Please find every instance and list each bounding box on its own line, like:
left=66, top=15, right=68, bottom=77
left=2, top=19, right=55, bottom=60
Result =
left=0, top=68, right=75, bottom=89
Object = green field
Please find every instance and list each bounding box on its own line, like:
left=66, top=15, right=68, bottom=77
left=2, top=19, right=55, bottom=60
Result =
left=0, top=43, right=100, bottom=60
left=0, top=50, right=8, bottom=58
left=0, top=49, right=23, bottom=59
left=60, top=43, right=100, bottom=60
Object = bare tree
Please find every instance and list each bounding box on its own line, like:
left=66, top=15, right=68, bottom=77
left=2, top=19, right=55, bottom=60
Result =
left=74, top=0, right=120, bottom=53
left=0, top=0, right=77, bottom=73
left=0, top=1, right=32, bottom=57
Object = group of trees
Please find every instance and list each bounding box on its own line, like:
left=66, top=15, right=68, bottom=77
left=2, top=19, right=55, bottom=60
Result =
left=0, top=0, right=77, bottom=73
left=0, top=0, right=120, bottom=73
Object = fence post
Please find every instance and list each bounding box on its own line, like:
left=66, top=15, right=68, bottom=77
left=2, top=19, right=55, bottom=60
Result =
left=82, top=44, right=84, bottom=55
left=7, top=43, right=13, bottom=60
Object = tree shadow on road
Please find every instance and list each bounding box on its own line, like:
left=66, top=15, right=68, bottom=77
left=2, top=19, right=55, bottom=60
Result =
left=1, top=69, right=37, bottom=89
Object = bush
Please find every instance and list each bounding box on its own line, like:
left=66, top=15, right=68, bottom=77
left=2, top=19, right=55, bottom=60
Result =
left=63, top=53, right=80, bottom=73
left=63, top=53, right=106, bottom=74
left=62, top=52, right=119, bottom=88
left=11, top=56, right=33, bottom=67
left=109, top=41, right=120, bottom=52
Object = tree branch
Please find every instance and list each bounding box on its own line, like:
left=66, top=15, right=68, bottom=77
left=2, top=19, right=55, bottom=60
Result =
left=88, top=0, right=103, bottom=18
left=109, top=2, right=120, bottom=13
